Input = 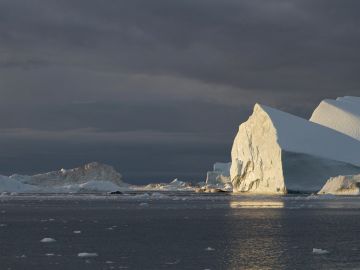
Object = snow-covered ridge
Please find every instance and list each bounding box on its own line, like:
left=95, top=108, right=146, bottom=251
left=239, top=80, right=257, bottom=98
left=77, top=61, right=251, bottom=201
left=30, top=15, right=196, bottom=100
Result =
left=310, top=96, right=360, bottom=141
left=230, top=103, right=360, bottom=194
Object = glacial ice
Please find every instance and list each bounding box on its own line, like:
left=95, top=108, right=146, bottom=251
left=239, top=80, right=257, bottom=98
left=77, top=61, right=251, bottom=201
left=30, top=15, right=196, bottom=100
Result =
left=310, top=96, right=360, bottom=141
left=230, top=104, right=360, bottom=194
left=0, top=162, right=127, bottom=193
left=312, top=248, right=329, bottom=255
left=40, top=238, right=56, bottom=243
left=318, top=174, right=360, bottom=195
left=78, top=253, right=98, bottom=258
left=140, top=179, right=195, bottom=191
left=205, top=162, right=232, bottom=191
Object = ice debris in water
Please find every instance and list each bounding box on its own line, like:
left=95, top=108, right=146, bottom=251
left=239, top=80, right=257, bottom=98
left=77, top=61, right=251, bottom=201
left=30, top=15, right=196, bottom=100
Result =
left=312, top=248, right=329, bottom=254
left=73, top=230, right=81, bottom=234
left=78, top=252, right=98, bottom=258
left=40, top=238, right=56, bottom=243
left=205, top=247, right=215, bottom=251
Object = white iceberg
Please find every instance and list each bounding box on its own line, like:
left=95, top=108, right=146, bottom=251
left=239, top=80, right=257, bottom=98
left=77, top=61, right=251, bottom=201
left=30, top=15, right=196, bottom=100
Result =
left=318, top=174, right=360, bottom=195
left=230, top=104, right=360, bottom=194
left=310, top=96, right=360, bottom=141
left=0, top=175, right=39, bottom=193
left=22, top=162, right=123, bottom=186
left=40, top=238, right=56, bottom=243
left=141, top=179, right=195, bottom=191
left=312, top=248, right=329, bottom=255
left=0, top=162, right=128, bottom=193
left=204, top=162, right=232, bottom=191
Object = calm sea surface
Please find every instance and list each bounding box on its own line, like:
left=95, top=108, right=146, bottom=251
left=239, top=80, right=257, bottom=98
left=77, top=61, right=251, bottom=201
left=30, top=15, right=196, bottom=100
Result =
left=1, top=192, right=360, bottom=270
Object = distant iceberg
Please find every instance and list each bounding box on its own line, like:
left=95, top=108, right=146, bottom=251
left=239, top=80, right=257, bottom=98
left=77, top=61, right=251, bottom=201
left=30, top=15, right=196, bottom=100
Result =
left=230, top=103, right=360, bottom=194
left=310, top=96, right=360, bottom=141
left=318, top=174, right=360, bottom=195
left=205, top=162, right=232, bottom=191
left=0, top=162, right=128, bottom=193
left=140, top=179, right=195, bottom=191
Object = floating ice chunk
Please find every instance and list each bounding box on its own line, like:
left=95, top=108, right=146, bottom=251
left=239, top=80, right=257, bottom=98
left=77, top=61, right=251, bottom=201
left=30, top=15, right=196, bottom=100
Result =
left=78, top=252, right=98, bottom=258
left=73, top=230, right=82, bottom=234
left=164, top=259, right=180, bottom=265
left=139, top=202, right=149, bottom=207
left=46, top=253, right=55, bottom=256
left=318, top=174, right=360, bottom=195
left=40, top=238, right=56, bottom=243
left=205, top=247, right=215, bottom=251
left=312, top=248, right=329, bottom=254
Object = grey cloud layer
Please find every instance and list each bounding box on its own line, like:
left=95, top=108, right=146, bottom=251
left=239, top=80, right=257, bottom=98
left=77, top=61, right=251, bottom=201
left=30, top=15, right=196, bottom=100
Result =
left=0, top=0, right=359, bottom=181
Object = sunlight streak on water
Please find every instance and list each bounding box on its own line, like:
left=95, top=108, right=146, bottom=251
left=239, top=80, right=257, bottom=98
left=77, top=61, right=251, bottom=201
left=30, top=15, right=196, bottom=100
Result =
left=230, top=201, right=285, bottom=208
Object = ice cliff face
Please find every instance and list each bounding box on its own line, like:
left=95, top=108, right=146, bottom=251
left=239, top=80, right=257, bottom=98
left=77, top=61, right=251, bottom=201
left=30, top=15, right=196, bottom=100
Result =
left=205, top=162, right=232, bottom=191
left=206, top=162, right=231, bottom=185
left=231, top=104, right=360, bottom=194
left=318, top=174, right=360, bottom=195
left=230, top=104, right=285, bottom=194
left=310, top=96, right=360, bottom=141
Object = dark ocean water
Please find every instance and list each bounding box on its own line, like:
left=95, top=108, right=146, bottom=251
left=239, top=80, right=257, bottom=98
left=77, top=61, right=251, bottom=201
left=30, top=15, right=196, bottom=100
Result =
left=1, top=193, right=360, bottom=270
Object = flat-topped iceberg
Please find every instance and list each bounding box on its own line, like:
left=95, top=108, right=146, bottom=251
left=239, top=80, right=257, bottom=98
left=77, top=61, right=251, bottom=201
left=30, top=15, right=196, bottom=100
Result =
left=318, top=174, right=360, bottom=195
left=230, top=104, right=360, bottom=194
left=310, top=96, right=360, bottom=141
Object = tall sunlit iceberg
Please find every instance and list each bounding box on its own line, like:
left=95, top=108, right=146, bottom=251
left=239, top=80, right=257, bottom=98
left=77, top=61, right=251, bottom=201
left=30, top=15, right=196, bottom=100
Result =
left=230, top=104, right=360, bottom=194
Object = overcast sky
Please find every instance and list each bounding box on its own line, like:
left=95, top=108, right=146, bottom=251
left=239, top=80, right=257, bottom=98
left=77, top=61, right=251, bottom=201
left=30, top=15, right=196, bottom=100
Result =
left=1, top=0, right=359, bottom=183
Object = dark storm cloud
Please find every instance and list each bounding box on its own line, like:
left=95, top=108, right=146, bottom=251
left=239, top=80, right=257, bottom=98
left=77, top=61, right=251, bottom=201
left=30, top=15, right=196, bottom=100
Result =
left=0, top=0, right=359, bottom=182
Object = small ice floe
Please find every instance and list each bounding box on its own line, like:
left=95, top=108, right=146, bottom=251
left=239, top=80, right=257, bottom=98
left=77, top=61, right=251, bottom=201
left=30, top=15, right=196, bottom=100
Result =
left=45, top=253, right=55, bottom=256
left=105, top=261, right=114, bottom=264
left=20, top=254, right=27, bottom=258
left=0, top=224, right=7, bottom=227
left=78, top=252, right=98, bottom=258
left=40, top=237, right=56, bottom=243
left=41, top=218, right=55, bottom=222
left=312, top=248, right=329, bottom=255
left=164, top=259, right=180, bottom=265
left=139, top=202, right=149, bottom=207
left=205, top=247, right=215, bottom=251
left=73, top=230, right=82, bottom=234
left=106, top=227, right=114, bottom=230
left=1, top=210, right=6, bottom=214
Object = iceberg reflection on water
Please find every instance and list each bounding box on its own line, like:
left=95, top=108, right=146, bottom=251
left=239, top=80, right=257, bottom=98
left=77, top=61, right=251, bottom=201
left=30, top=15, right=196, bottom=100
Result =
left=230, top=201, right=284, bottom=208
